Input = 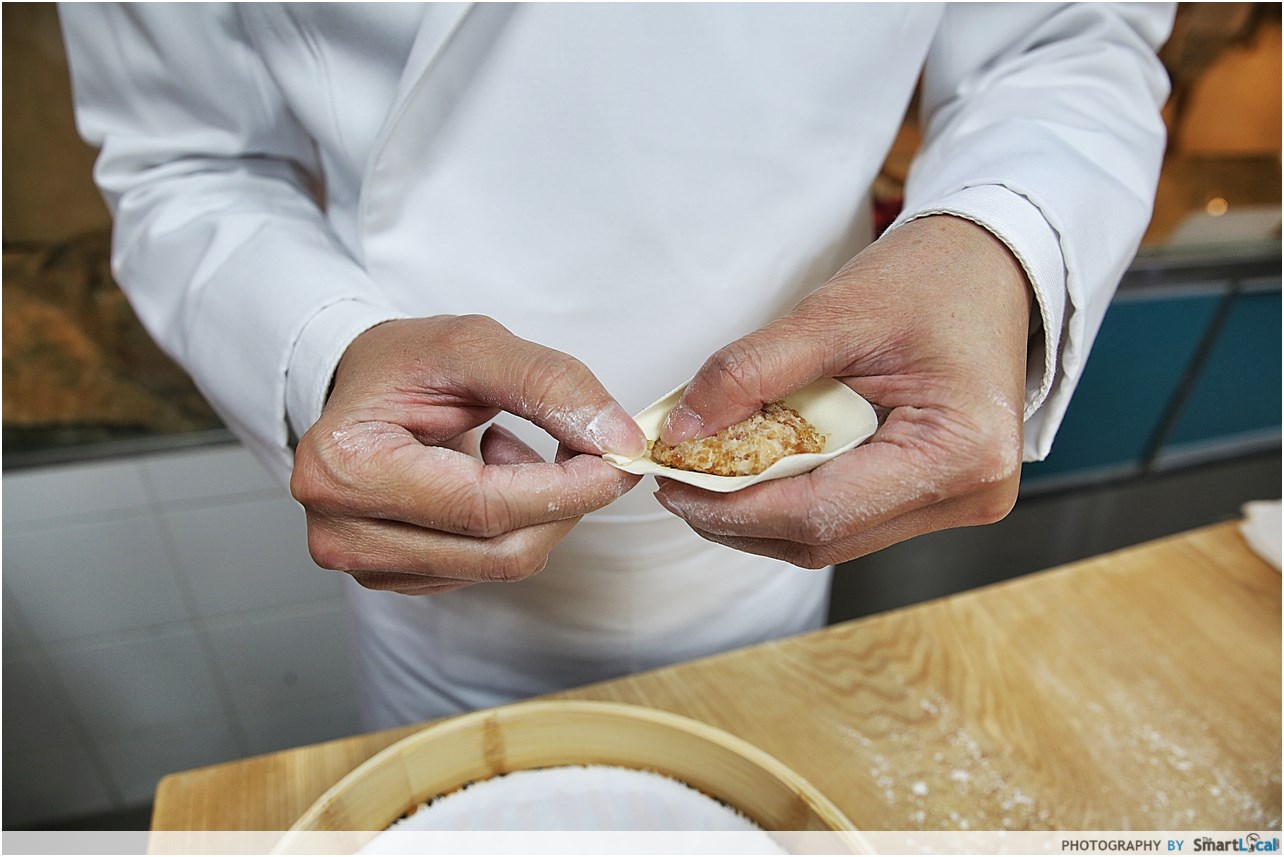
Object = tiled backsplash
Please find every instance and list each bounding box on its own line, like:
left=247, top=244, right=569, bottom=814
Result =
left=2, top=443, right=361, bottom=828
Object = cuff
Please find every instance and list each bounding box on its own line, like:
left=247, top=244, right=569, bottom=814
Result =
left=889, top=183, right=1067, bottom=432
left=285, top=298, right=411, bottom=441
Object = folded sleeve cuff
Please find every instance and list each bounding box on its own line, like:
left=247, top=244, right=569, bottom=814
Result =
left=889, top=183, right=1067, bottom=456
left=285, top=299, right=411, bottom=442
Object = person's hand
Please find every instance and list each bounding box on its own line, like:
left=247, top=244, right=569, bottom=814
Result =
left=291, top=315, right=646, bottom=594
left=654, top=215, right=1033, bottom=568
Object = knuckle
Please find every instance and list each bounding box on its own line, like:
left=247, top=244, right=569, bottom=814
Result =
left=707, top=341, right=767, bottom=405
left=969, top=482, right=1019, bottom=526
left=793, top=547, right=833, bottom=570
left=482, top=543, right=547, bottom=584
left=448, top=484, right=509, bottom=538
left=306, top=526, right=356, bottom=573
left=351, top=571, right=401, bottom=592
left=954, top=406, right=1023, bottom=487
left=443, top=314, right=508, bottom=351
left=973, top=441, right=1021, bottom=487
left=291, top=426, right=377, bottom=513
left=911, top=399, right=1020, bottom=484
left=527, top=350, right=591, bottom=399
left=950, top=421, right=1022, bottom=526
left=289, top=443, right=329, bottom=509
left=351, top=572, right=381, bottom=590
left=453, top=313, right=507, bottom=336
left=767, top=541, right=832, bottom=570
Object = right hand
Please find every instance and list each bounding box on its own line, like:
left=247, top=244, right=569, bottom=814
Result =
left=290, top=315, right=646, bottom=595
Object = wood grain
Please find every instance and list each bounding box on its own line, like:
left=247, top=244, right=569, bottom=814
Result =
left=151, top=522, right=1280, bottom=845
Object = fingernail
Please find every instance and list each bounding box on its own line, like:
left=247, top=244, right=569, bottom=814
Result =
left=587, top=407, right=647, bottom=458
left=661, top=403, right=702, bottom=445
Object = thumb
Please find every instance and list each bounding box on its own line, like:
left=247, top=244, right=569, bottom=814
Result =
left=660, top=320, right=830, bottom=445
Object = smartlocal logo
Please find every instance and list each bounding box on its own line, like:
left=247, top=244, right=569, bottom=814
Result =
left=1177, top=834, right=1282, bottom=852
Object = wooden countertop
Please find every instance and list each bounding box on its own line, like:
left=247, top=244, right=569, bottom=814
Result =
left=151, top=521, right=1280, bottom=844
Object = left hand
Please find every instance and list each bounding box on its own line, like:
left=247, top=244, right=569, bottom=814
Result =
left=654, top=215, right=1034, bottom=568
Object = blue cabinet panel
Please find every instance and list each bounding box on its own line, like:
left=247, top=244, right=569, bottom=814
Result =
left=1164, top=288, right=1282, bottom=450
left=1021, top=291, right=1222, bottom=483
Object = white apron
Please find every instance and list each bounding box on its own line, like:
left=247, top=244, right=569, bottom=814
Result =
left=345, top=508, right=831, bottom=727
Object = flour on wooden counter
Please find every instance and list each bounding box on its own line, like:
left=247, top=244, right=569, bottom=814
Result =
left=861, top=689, right=1048, bottom=831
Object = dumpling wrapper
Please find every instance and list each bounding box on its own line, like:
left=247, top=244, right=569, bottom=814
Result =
left=603, top=377, right=878, bottom=493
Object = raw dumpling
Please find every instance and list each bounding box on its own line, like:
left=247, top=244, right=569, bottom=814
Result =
left=603, top=378, right=878, bottom=493
left=648, top=402, right=825, bottom=476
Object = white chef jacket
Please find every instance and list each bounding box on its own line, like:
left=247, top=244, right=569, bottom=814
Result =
left=61, top=3, right=1172, bottom=728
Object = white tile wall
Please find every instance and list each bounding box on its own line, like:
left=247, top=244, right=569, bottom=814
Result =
left=204, top=602, right=354, bottom=712
left=2, top=655, right=83, bottom=752
left=164, top=497, right=340, bottom=617
left=238, top=693, right=363, bottom=758
left=95, top=717, right=244, bottom=807
left=3, top=583, right=37, bottom=653
left=2, top=442, right=361, bottom=828
left=139, top=445, right=282, bottom=505
left=46, top=626, right=227, bottom=738
left=3, top=458, right=150, bottom=526
left=6, top=514, right=192, bottom=643
left=3, top=742, right=117, bottom=826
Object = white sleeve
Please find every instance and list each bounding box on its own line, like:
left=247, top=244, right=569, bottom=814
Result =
left=887, top=3, right=1174, bottom=461
left=59, top=4, right=407, bottom=484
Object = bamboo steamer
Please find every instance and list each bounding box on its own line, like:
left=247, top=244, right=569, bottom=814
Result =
left=275, top=700, right=867, bottom=853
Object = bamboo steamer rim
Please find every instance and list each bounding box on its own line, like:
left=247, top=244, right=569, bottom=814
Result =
left=276, top=700, right=867, bottom=854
